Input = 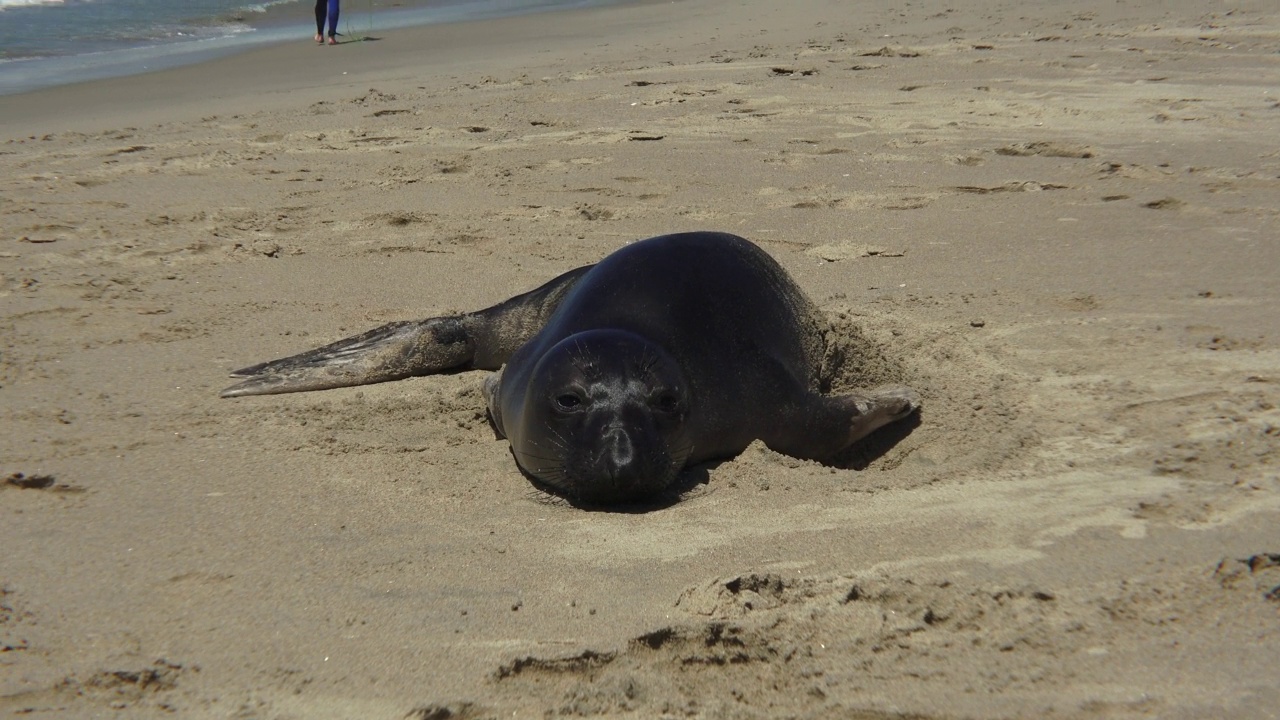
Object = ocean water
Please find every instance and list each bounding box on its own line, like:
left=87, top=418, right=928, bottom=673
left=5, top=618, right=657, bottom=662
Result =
left=0, top=0, right=619, bottom=95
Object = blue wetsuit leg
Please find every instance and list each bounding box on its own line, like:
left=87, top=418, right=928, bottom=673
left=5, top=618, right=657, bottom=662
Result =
left=327, top=0, right=340, bottom=38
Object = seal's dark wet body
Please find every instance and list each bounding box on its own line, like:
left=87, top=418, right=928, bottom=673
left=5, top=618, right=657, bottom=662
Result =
left=223, top=232, right=919, bottom=505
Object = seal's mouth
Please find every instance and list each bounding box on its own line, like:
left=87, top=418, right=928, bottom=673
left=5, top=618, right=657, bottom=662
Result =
left=526, top=468, right=697, bottom=512
left=520, top=438, right=694, bottom=508
left=578, top=468, right=680, bottom=505
left=548, top=459, right=680, bottom=506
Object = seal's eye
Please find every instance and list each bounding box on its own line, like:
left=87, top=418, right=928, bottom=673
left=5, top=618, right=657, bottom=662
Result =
left=554, top=393, right=583, bottom=411
left=653, top=392, right=681, bottom=413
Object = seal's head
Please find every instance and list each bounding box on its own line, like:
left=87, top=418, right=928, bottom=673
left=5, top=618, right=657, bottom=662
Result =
left=512, top=330, right=693, bottom=505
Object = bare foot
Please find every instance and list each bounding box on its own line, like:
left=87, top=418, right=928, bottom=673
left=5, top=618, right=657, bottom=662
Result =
left=314, top=33, right=323, bottom=44
left=327, top=35, right=338, bottom=46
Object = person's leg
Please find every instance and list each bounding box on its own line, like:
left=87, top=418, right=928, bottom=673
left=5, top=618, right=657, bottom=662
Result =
left=314, top=0, right=325, bottom=42
left=326, top=0, right=340, bottom=42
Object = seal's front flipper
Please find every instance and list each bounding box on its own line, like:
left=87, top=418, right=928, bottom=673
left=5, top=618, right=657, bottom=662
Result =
left=220, top=317, right=473, bottom=397
left=767, top=385, right=920, bottom=460
left=844, top=386, right=920, bottom=445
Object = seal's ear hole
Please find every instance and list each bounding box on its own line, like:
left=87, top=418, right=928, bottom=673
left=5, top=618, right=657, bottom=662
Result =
left=555, top=393, right=584, bottom=411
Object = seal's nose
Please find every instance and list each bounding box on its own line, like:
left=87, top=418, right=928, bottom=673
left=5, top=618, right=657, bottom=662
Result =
left=602, top=425, right=636, bottom=473
left=580, top=415, right=674, bottom=504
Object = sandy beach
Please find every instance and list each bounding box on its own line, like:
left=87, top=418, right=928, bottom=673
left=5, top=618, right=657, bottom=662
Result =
left=3, top=0, right=1279, bottom=717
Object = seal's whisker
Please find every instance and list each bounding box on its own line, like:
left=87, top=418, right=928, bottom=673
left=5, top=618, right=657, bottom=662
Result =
left=524, top=485, right=571, bottom=507
left=546, top=429, right=573, bottom=451
left=519, top=455, right=567, bottom=465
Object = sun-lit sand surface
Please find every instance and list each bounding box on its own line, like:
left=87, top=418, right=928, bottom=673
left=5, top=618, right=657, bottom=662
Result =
left=2, top=0, right=1278, bottom=716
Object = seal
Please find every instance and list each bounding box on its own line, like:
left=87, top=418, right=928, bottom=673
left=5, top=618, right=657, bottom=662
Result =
left=221, top=232, right=919, bottom=504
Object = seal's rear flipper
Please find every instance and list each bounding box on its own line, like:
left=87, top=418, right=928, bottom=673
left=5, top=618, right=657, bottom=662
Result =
left=220, top=264, right=595, bottom=398
left=220, top=318, right=474, bottom=397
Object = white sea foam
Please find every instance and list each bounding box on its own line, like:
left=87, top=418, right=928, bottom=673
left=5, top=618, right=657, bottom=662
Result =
left=0, top=0, right=67, bottom=9
left=243, top=0, right=298, bottom=13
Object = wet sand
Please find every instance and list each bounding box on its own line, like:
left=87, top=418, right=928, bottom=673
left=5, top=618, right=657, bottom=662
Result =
left=2, top=0, right=1279, bottom=717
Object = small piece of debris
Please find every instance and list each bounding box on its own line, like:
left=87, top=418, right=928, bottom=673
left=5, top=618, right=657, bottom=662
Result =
left=860, top=46, right=920, bottom=58
left=4, top=472, right=57, bottom=489
left=3, top=472, right=82, bottom=493
left=805, top=244, right=905, bottom=262
left=970, top=319, right=986, bottom=328
left=996, top=141, right=1094, bottom=159
left=1143, top=197, right=1184, bottom=210
left=952, top=181, right=1068, bottom=194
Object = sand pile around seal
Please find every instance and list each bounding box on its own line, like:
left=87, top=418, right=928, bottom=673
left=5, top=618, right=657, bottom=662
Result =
left=805, top=309, right=1034, bottom=487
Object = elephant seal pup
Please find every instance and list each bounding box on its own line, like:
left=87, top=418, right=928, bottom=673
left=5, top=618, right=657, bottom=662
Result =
left=221, top=231, right=919, bottom=505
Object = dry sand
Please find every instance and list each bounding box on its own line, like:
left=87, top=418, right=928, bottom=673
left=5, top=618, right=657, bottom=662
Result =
left=2, top=0, right=1279, bottom=717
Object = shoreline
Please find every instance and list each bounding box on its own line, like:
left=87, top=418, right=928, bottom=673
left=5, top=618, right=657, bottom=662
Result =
left=0, top=0, right=632, bottom=99
left=1, top=0, right=662, bottom=134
